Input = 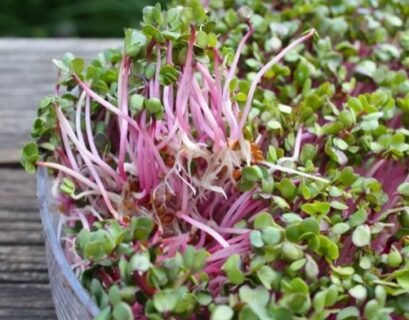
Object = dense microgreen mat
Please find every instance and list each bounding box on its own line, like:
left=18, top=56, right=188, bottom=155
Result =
left=23, top=0, right=409, bottom=319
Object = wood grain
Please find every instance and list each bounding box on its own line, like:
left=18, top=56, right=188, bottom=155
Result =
left=0, top=284, right=55, bottom=319
left=0, top=39, right=123, bottom=319
left=0, top=38, right=121, bottom=163
left=0, top=168, right=55, bottom=317
left=0, top=169, right=44, bottom=244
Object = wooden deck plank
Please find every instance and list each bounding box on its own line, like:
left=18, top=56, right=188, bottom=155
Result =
left=0, top=168, right=56, bottom=317
left=0, top=284, right=54, bottom=309
left=0, top=38, right=121, bottom=163
left=0, top=169, right=45, bottom=245
left=0, top=39, right=124, bottom=318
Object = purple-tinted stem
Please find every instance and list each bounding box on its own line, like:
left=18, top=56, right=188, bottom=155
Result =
left=118, top=56, right=131, bottom=181
left=233, top=29, right=316, bottom=141
left=179, top=212, right=230, bottom=248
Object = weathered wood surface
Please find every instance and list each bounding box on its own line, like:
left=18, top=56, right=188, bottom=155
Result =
left=0, top=39, right=120, bottom=319
left=0, top=38, right=122, bottom=164
left=0, top=169, right=55, bottom=319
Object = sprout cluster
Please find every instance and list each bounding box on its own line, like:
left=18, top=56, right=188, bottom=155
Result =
left=22, top=0, right=409, bottom=319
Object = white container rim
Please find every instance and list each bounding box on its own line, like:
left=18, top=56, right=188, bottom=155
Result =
left=37, top=167, right=100, bottom=317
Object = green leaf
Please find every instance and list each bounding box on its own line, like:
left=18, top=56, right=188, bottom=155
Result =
left=187, top=0, right=208, bottom=23
left=106, top=221, right=129, bottom=246
left=257, top=265, right=278, bottom=290
left=289, top=259, right=306, bottom=272
left=355, top=60, right=376, bottom=78
left=131, top=216, right=154, bottom=241
left=112, top=302, right=133, bottom=320
left=128, top=254, right=151, bottom=273
left=70, top=58, right=84, bottom=74
left=387, top=247, right=403, bottom=267
left=288, top=277, right=309, bottom=294
left=336, top=306, right=360, bottom=320
left=394, top=269, right=409, bottom=289
left=300, top=144, right=317, bottom=165
left=282, top=213, right=303, bottom=224
left=124, top=29, right=147, bottom=57
left=163, top=253, right=183, bottom=281
left=301, top=201, right=331, bottom=217
left=253, top=212, right=274, bottom=229
left=130, top=94, right=144, bottom=115
left=313, top=291, right=326, bottom=311
left=282, top=242, right=304, bottom=261
left=339, top=167, right=358, bottom=186
left=225, top=9, right=238, bottom=27
left=300, top=218, right=320, bottom=236
left=349, top=285, right=367, bottom=301
left=21, top=142, right=39, bottom=173
left=183, top=246, right=208, bottom=272
left=277, top=178, right=297, bottom=200
left=160, top=64, right=179, bottom=86
left=142, top=25, right=161, bottom=39
left=333, top=138, right=349, bottom=151
left=153, top=288, right=183, bottom=313
left=150, top=267, right=168, bottom=287
left=196, top=30, right=208, bottom=48
left=174, top=292, right=196, bottom=314
left=398, top=182, right=409, bottom=197
left=338, top=110, right=355, bottom=127
left=242, top=166, right=264, bottom=182
left=145, top=98, right=163, bottom=116
left=145, top=63, right=156, bottom=79
left=295, top=61, right=310, bottom=86
left=108, top=285, right=122, bottom=305
left=60, top=178, right=75, bottom=196
left=222, top=254, right=245, bottom=285
left=207, top=32, right=218, bottom=48
left=52, top=59, right=69, bottom=73
left=95, top=307, right=111, bottom=320
left=250, top=230, right=264, bottom=248
left=352, top=225, right=371, bottom=247
left=316, top=236, right=339, bottom=260
left=192, top=249, right=207, bottom=272
left=332, top=223, right=350, bottom=235
left=211, top=305, right=234, bottom=320
left=364, top=300, right=380, bottom=319
left=195, top=292, right=212, bottom=306
left=305, top=255, right=319, bottom=279
left=348, top=208, right=368, bottom=227
left=239, top=286, right=270, bottom=320
left=82, top=230, right=115, bottom=260
left=325, top=285, right=339, bottom=307
left=267, top=120, right=282, bottom=130
left=262, top=227, right=283, bottom=245
left=183, top=245, right=196, bottom=269
left=330, top=201, right=348, bottom=210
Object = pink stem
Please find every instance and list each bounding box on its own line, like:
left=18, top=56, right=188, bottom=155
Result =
left=84, top=96, right=101, bottom=161
left=366, top=158, right=386, bottom=178
left=60, top=120, right=80, bottom=172
left=212, top=48, right=223, bottom=126
left=222, top=23, right=253, bottom=101
left=57, top=108, right=119, bottom=218
left=74, top=75, right=169, bottom=174
left=154, top=44, right=161, bottom=99
left=233, top=29, right=315, bottom=141
left=175, top=28, right=195, bottom=132
left=62, top=105, right=120, bottom=186
left=220, top=191, right=254, bottom=226
left=37, top=161, right=99, bottom=192
left=118, top=56, right=131, bottom=181
left=179, top=212, right=230, bottom=248
left=192, top=78, right=224, bottom=147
